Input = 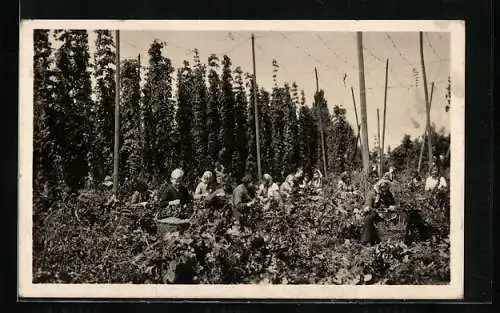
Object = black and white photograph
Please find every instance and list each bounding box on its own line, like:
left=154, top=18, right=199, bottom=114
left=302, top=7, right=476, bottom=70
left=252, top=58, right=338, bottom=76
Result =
left=19, top=20, right=464, bottom=299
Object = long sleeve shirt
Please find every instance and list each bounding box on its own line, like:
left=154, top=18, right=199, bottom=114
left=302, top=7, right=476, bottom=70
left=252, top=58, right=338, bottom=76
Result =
left=158, top=183, right=192, bottom=207
left=232, top=184, right=252, bottom=211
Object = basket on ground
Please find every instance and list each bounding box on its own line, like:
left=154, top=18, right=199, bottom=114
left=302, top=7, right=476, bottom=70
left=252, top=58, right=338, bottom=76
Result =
left=156, top=216, right=191, bottom=234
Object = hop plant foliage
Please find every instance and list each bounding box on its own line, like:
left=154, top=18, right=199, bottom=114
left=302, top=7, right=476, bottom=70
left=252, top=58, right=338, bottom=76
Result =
left=33, top=177, right=450, bottom=285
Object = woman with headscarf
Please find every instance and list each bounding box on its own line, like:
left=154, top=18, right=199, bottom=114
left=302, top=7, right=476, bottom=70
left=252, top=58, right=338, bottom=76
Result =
left=194, top=171, right=214, bottom=200
left=361, top=179, right=396, bottom=245
left=280, top=174, right=295, bottom=199
left=382, top=166, right=396, bottom=182
left=424, top=167, right=448, bottom=192
left=158, top=168, right=192, bottom=208
left=256, top=174, right=282, bottom=207
left=337, top=171, right=354, bottom=193
left=310, top=169, right=323, bottom=192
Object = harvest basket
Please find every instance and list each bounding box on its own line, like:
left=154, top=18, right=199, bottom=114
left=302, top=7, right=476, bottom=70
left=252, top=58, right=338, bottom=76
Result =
left=377, top=211, right=407, bottom=242
left=156, top=216, right=191, bottom=234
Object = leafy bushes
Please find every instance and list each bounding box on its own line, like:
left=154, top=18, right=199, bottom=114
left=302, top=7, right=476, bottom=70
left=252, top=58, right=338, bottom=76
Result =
left=33, top=183, right=450, bottom=285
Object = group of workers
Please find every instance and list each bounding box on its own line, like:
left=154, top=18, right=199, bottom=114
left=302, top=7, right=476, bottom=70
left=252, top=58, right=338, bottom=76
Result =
left=102, top=160, right=449, bottom=242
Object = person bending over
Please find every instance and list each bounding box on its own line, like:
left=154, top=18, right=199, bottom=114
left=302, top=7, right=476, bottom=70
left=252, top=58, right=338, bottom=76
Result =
left=361, top=179, right=396, bottom=245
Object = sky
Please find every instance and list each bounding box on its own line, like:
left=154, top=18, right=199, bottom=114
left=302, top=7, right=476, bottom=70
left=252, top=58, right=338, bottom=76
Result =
left=82, top=30, right=451, bottom=152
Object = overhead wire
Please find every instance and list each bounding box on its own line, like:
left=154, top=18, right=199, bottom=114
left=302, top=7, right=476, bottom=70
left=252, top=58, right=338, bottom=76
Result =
left=384, top=32, right=418, bottom=72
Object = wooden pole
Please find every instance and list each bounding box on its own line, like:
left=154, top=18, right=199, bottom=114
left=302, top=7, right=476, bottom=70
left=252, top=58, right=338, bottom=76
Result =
left=419, top=32, right=433, bottom=174
left=356, top=32, right=370, bottom=193
left=417, top=81, right=435, bottom=173
left=377, top=108, right=382, bottom=178
left=315, top=67, right=328, bottom=178
left=380, top=59, right=389, bottom=174
left=113, top=30, right=120, bottom=195
left=251, top=33, right=262, bottom=181
left=350, top=87, right=361, bottom=162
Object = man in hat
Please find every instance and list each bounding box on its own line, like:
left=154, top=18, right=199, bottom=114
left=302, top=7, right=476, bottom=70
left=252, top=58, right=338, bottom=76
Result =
left=158, top=168, right=192, bottom=207
left=361, top=179, right=396, bottom=245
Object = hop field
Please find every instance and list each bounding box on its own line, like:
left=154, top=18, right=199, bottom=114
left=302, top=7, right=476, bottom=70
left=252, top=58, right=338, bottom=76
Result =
left=33, top=183, right=450, bottom=285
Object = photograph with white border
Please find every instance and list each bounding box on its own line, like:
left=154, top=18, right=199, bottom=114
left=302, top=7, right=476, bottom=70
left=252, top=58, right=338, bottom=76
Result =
left=19, top=20, right=464, bottom=299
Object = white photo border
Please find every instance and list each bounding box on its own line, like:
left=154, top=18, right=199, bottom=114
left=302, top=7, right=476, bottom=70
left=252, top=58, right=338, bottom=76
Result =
left=18, top=19, right=465, bottom=299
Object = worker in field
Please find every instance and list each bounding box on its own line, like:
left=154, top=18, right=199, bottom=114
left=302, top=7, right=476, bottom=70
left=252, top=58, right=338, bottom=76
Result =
left=310, top=169, right=323, bottom=193
left=256, top=173, right=282, bottom=209
left=424, top=166, right=448, bottom=192
left=361, top=179, right=396, bottom=245
left=425, top=166, right=449, bottom=213
left=206, top=175, right=234, bottom=209
left=294, top=167, right=304, bottom=181
left=298, top=174, right=311, bottom=192
left=382, top=166, right=396, bottom=182
left=102, top=175, right=119, bottom=206
left=407, top=170, right=423, bottom=192
left=280, top=174, right=295, bottom=199
left=337, top=171, right=355, bottom=193
left=231, top=174, right=256, bottom=232
left=126, top=178, right=149, bottom=205
left=193, top=171, right=214, bottom=200
left=158, top=168, right=192, bottom=208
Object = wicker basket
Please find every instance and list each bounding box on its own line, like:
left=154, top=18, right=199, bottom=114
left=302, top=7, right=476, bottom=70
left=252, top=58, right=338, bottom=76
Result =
left=156, top=217, right=191, bottom=234
left=377, top=212, right=407, bottom=241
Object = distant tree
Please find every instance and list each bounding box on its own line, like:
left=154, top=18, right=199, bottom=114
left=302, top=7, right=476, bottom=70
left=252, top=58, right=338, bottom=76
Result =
left=120, top=59, right=142, bottom=183
left=90, top=30, right=116, bottom=183
left=282, top=83, right=299, bottom=177
left=142, top=40, right=175, bottom=182
left=232, top=66, right=248, bottom=181
left=245, top=73, right=259, bottom=176
left=190, top=49, right=209, bottom=175
left=297, top=90, right=317, bottom=175
left=33, top=29, right=61, bottom=196
left=219, top=55, right=235, bottom=173
left=53, top=30, right=93, bottom=192
left=206, top=54, right=222, bottom=167
left=259, top=88, right=273, bottom=175
left=270, top=83, right=285, bottom=178
left=175, top=60, right=194, bottom=178
left=311, top=90, right=331, bottom=173
left=389, top=134, right=420, bottom=171
left=326, top=104, right=356, bottom=174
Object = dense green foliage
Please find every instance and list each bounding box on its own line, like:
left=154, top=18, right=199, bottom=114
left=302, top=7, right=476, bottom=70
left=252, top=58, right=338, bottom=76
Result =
left=33, top=175, right=450, bottom=284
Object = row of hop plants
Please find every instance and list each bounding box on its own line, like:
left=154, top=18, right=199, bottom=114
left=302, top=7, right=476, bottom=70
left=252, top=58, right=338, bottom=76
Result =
left=33, top=176, right=450, bottom=285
